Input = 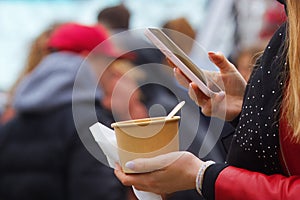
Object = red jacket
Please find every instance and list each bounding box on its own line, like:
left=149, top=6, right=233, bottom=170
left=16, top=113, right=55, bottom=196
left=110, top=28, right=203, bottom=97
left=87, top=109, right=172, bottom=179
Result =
left=215, top=120, right=300, bottom=200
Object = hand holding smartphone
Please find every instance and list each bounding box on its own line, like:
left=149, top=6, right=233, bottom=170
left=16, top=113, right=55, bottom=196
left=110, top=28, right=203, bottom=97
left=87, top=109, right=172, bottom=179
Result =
left=144, top=28, right=222, bottom=97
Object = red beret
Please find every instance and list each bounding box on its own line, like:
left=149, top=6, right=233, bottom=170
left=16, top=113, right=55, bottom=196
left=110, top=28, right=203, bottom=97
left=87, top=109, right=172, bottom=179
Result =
left=48, top=23, right=121, bottom=57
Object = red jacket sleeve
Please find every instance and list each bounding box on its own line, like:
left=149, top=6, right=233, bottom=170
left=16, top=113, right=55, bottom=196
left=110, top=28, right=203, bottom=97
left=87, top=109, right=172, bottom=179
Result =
left=215, top=166, right=300, bottom=200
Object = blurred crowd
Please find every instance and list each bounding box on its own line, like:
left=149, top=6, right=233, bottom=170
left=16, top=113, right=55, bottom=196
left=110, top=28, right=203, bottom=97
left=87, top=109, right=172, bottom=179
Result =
left=0, top=1, right=286, bottom=200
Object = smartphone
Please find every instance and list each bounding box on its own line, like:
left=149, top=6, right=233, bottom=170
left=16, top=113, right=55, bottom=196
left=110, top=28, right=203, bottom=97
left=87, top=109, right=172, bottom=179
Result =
left=145, top=28, right=221, bottom=97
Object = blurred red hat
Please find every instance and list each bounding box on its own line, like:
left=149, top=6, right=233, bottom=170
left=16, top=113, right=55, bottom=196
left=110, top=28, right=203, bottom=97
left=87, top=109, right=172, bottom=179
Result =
left=260, top=2, right=286, bottom=39
left=47, top=23, right=123, bottom=58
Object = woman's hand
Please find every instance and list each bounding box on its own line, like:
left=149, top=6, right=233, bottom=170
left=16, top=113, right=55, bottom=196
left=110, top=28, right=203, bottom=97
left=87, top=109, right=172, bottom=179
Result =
left=173, top=52, right=247, bottom=121
left=114, top=151, right=203, bottom=195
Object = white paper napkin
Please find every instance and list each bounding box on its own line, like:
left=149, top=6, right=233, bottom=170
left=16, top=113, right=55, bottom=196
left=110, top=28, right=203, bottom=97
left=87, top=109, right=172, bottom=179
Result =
left=89, top=122, right=162, bottom=200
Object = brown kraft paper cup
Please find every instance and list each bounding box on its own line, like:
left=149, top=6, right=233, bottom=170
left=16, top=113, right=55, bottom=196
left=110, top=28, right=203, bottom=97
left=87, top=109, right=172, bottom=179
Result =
left=111, top=116, right=180, bottom=173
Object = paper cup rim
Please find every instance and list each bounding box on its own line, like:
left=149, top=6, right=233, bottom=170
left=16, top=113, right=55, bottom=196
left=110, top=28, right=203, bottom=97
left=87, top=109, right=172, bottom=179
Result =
left=111, top=116, right=180, bottom=128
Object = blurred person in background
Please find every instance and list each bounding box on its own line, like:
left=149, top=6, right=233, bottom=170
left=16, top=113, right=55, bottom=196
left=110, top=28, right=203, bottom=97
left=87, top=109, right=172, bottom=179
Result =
left=260, top=0, right=287, bottom=42
left=115, top=0, right=300, bottom=199
left=97, top=4, right=178, bottom=116
left=0, top=24, right=59, bottom=124
left=99, top=58, right=148, bottom=125
left=162, top=17, right=196, bottom=55
left=97, top=4, right=130, bottom=32
left=0, top=23, right=130, bottom=200
left=230, top=0, right=286, bottom=83
left=233, top=45, right=263, bottom=82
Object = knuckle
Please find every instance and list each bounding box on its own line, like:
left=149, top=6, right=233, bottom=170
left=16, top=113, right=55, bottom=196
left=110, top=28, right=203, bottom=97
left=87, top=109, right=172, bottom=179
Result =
left=201, top=108, right=211, bottom=116
left=121, top=178, right=131, bottom=186
left=148, top=178, right=158, bottom=189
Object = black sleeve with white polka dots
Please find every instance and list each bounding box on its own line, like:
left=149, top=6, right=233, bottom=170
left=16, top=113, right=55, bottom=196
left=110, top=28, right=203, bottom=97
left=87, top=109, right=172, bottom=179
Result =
left=227, top=23, right=287, bottom=175
left=202, top=23, right=288, bottom=200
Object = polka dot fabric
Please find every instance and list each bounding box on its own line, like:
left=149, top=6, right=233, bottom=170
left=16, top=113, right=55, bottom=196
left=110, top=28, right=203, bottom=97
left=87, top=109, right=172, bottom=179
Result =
left=226, top=23, right=287, bottom=175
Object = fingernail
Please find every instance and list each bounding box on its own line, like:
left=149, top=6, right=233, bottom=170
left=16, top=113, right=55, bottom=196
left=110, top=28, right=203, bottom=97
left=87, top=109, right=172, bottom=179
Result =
left=189, top=82, right=193, bottom=87
left=208, top=52, right=215, bottom=62
left=125, top=161, right=135, bottom=170
left=173, top=68, right=176, bottom=73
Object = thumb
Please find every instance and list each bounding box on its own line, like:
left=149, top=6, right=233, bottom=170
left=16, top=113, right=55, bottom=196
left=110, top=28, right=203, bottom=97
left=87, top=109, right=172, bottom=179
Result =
left=125, top=152, right=184, bottom=173
left=208, top=52, right=235, bottom=73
